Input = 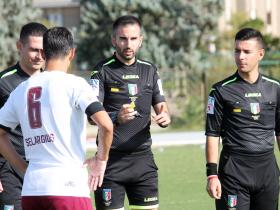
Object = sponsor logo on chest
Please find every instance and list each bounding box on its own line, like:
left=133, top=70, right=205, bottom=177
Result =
left=122, top=74, right=139, bottom=80
left=245, top=92, right=261, bottom=97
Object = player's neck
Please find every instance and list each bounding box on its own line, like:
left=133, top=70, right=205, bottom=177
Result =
left=45, top=59, right=69, bottom=73
left=115, top=53, right=135, bottom=66
left=238, top=68, right=259, bottom=84
left=19, top=62, right=41, bottom=76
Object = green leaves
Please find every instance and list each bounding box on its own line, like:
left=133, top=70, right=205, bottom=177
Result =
left=0, top=0, right=42, bottom=69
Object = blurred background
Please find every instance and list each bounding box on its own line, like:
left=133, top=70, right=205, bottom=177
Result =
left=1, top=0, right=280, bottom=131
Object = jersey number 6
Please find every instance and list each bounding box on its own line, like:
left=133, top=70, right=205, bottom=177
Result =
left=27, top=87, right=42, bottom=129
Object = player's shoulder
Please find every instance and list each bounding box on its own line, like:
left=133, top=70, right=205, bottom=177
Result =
left=261, top=74, right=280, bottom=86
left=0, top=63, right=19, bottom=80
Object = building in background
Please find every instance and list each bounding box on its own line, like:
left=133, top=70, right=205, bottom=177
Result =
left=219, top=0, right=280, bottom=36
left=33, top=0, right=80, bottom=29
left=33, top=0, right=280, bottom=36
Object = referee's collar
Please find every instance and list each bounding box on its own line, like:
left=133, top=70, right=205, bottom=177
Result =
left=235, top=70, right=262, bottom=85
left=17, top=62, right=44, bottom=77
left=113, top=53, right=137, bottom=68
left=16, top=62, right=30, bottom=78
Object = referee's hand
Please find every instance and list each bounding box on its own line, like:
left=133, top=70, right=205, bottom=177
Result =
left=118, top=104, right=138, bottom=124
left=206, top=177, right=221, bottom=199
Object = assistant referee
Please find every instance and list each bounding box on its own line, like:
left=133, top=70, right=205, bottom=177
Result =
left=205, top=28, right=280, bottom=210
left=0, top=22, right=47, bottom=210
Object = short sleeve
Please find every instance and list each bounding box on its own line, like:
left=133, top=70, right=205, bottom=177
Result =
left=90, top=65, right=105, bottom=103
left=275, top=85, right=280, bottom=136
left=205, top=86, right=224, bottom=137
left=152, top=68, right=166, bottom=106
left=0, top=89, right=19, bottom=129
left=74, top=78, right=100, bottom=113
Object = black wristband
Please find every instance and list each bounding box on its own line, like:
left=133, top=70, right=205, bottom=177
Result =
left=206, top=163, right=218, bottom=176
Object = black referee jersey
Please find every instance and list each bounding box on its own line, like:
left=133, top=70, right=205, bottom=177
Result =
left=206, top=71, right=280, bottom=156
left=90, top=54, right=165, bottom=153
left=0, top=63, right=30, bottom=158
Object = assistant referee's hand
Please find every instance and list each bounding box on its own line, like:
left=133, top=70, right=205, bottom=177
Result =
left=206, top=177, right=221, bottom=199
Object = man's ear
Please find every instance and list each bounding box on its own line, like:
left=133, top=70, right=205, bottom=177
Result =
left=139, top=35, right=143, bottom=48
left=259, top=49, right=265, bottom=61
left=40, top=49, right=46, bottom=60
left=16, top=41, right=22, bottom=52
left=111, top=37, right=116, bottom=48
left=69, top=48, right=76, bottom=61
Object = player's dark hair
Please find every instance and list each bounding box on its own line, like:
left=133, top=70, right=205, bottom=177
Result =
left=43, top=27, right=74, bottom=60
left=112, top=15, right=141, bottom=37
left=235, top=28, right=265, bottom=49
left=19, top=22, right=47, bottom=43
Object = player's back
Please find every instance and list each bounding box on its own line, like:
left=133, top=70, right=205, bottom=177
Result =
left=10, top=71, right=91, bottom=166
left=5, top=71, right=96, bottom=196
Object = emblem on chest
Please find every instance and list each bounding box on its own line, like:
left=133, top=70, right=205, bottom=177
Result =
left=250, top=103, right=260, bottom=120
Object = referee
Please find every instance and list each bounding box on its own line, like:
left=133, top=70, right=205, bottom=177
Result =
left=0, top=22, right=47, bottom=210
left=205, top=28, right=280, bottom=210
left=90, top=15, right=171, bottom=210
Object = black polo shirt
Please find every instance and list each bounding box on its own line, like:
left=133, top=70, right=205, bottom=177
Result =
left=0, top=63, right=30, bottom=158
left=90, top=55, right=165, bottom=153
left=206, top=71, right=280, bottom=155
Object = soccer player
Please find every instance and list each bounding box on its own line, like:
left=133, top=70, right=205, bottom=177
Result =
left=0, top=22, right=47, bottom=210
left=205, top=28, right=280, bottom=210
left=91, top=15, right=171, bottom=210
left=0, top=27, right=113, bottom=210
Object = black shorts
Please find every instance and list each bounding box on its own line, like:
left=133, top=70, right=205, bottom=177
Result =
left=0, top=160, right=24, bottom=210
left=216, top=150, right=279, bottom=210
left=94, top=149, right=159, bottom=210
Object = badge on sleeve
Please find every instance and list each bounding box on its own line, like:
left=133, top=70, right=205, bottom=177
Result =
left=206, top=96, right=215, bottom=114
left=157, top=79, right=164, bottom=95
left=90, top=79, right=99, bottom=95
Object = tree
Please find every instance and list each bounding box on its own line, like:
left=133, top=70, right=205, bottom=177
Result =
left=77, top=0, right=223, bottom=130
left=0, top=0, right=42, bottom=69
left=77, top=0, right=223, bottom=71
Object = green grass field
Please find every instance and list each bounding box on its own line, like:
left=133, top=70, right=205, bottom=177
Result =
left=88, top=145, right=280, bottom=210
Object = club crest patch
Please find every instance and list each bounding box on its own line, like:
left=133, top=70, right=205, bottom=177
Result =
left=207, top=96, right=215, bottom=114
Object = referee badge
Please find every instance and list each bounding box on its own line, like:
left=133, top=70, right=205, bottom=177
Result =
left=102, top=189, right=112, bottom=207
left=227, top=195, right=237, bottom=209
left=128, top=84, right=138, bottom=96
left=4, top=205, right=14, bottom=210
left=250, top=103, right=260, bottom=115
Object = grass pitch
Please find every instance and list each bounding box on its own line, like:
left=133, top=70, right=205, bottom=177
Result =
left=88, top=145, right=280, bottom=210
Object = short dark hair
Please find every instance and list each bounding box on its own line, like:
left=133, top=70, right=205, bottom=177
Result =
left=43, top=27, right=74, bottom=60
left=112, top=15, right=141, bottom=36
left=19, top=22, right=47, bottom=43
left=235, top=28, right=265, bottom=49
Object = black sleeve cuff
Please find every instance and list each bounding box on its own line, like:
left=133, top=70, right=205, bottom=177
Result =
left=85, top=102, right=105, bottom=118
